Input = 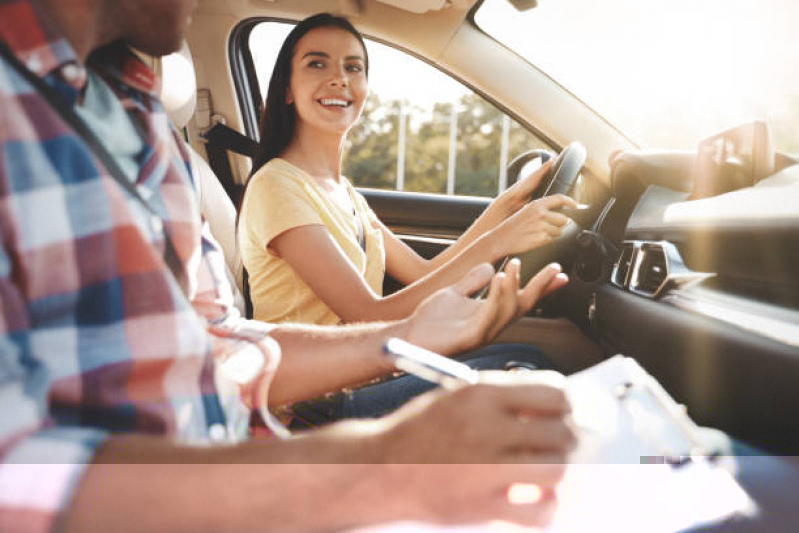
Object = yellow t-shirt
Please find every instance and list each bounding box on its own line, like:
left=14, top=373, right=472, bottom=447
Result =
left=238, top=158, right=385, bottom=325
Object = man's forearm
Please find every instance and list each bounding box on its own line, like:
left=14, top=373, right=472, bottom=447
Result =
left=64, top=424, right=411, bottom=533
left=266, top=319, right=410, bottom=406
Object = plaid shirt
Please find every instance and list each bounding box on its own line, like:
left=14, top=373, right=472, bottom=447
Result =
left=0, top=1, right=279, bottom=531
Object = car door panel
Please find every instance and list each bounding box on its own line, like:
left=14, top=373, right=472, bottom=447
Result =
left=359, top=188, right=488, bottom=243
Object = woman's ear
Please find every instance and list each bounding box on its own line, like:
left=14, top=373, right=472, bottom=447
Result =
left=286, top=89, right=293, bottom=105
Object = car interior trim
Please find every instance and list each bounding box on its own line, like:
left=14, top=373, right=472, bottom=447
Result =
left=611, top=240, right=713, bottom=298
left=663, top=289, right=799, bottom=350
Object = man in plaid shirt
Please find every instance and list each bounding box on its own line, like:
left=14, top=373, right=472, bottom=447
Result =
left=0, top=0, right=575, bottom=531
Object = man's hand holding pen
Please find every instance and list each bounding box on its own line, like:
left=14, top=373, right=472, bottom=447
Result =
left=371, top=368, right=576, bottom=527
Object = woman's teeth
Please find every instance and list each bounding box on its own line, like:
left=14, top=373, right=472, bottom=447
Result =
left=319, top=98, right=351, bottom=107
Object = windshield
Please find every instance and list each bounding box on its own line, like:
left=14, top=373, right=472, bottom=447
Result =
left=475, top=0, right=799, bottom=153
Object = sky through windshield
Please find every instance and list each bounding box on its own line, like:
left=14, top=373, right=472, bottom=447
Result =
left=475, top=0, right=799, bottom=152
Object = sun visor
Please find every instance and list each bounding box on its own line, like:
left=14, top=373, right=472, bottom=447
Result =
left=376, top=0, right=455, bottom=13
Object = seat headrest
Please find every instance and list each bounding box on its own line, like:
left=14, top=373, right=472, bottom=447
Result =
left=156, top=41, right=197, bottom=129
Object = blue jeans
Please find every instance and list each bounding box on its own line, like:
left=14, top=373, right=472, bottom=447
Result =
left=289, top=343, right=553, bottom=429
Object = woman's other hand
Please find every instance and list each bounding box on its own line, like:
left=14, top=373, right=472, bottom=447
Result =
left=405, top=260, right=568, bottom=356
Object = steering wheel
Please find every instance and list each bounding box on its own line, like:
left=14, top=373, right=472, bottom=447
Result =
left=504, top=142, right=588, bottom=285
left=506, top=141, right=587, bottom=198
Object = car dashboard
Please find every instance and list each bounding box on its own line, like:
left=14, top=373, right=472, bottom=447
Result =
left=571, top=123, right=799, bottom=454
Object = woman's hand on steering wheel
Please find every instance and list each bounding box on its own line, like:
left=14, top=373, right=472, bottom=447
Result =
left=491, top=194, right=579, bottom=256
left=482, top=159, right=555, bottom=226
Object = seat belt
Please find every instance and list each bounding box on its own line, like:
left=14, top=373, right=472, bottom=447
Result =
left=201, top=122, right=258, bottom=207
left=202, top=121, right=258, bottom=158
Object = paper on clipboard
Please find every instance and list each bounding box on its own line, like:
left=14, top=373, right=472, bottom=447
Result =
left=545, top=355, right=757, bottom=532
left=565, top=354, right=729, bottom=464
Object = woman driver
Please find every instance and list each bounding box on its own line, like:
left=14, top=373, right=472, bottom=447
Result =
left=238, top=13, right=576, bottom=327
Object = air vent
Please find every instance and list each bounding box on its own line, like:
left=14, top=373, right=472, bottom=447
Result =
left=613, top=244, right=636, bottom=288
left=631, top=245, right=668, bottom=296
left=612, top=240, right=713, bottom=299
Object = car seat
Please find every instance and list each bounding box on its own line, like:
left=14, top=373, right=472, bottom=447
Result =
left=148, top=42, right=247, bottom=315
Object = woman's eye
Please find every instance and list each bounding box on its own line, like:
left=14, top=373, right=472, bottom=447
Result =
left=308, top=60, right=324, bottom=69
left=346, top=64, right=363, bottom=73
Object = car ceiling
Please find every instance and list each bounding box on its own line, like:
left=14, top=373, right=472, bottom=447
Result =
left=195, top=0, right=474, bottom=59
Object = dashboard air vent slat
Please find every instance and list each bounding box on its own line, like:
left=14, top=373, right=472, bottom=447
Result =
left=613, top=244, right=635, bottom=287
left=633, top=246, right=668, bottom=296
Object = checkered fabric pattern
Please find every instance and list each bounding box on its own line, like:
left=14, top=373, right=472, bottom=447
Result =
left=0, top=1, right=278, bottom=531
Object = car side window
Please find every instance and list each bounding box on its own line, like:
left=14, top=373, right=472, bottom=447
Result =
left=248, top=21, right=550, bottom=198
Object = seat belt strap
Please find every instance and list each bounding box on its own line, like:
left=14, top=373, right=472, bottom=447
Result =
left=202, top=122, right=258, bottom=158
left=201, top=122, right=258, bottom=207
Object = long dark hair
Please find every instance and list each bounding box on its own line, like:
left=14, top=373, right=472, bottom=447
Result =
left=249, top=13, right=369, bottom=177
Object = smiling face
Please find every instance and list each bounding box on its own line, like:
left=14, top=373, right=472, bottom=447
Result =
left=287, top=26, right=368, bottom=138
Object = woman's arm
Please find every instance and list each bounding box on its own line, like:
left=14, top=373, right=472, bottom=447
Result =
left=382, top=160, right=578, bottom=285
left=406, top=159, right=564, bottom=276
left=261, top=159, right=575, bottom=325
left=270, top=224, right=500, bottom=324
left=270, top=204, right=570, bottom=327
left=381, top=190, right=576, bottom=289
left=266, top=258, right=569, bottom=405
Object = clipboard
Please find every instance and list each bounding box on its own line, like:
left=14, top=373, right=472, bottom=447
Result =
left=547, top=356, right=757, bottom=532
left=351, top=356, right=758, bottom=533
left=566, top=355, right=732, bottom=464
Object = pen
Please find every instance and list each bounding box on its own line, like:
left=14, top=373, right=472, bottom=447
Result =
left=383, top=338, right=479, bottom=389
